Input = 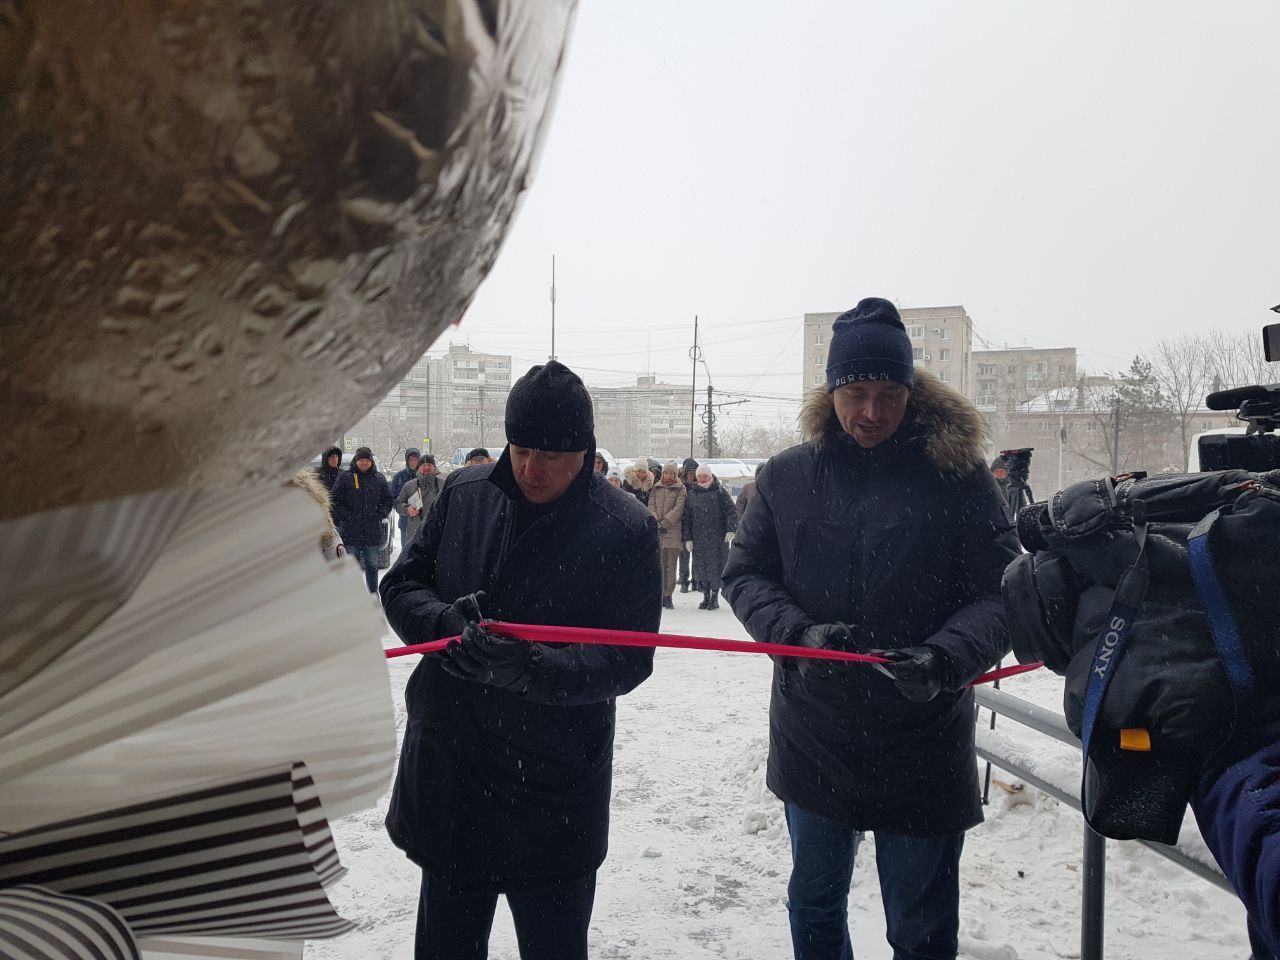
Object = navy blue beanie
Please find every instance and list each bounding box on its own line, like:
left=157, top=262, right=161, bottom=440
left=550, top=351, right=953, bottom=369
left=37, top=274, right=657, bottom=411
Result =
left=825, top=298, right=915, bottom=391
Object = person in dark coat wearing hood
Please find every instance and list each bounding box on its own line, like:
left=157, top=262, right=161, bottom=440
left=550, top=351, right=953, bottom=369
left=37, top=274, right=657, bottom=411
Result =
left=678, top=456, right=700, bottom=592
left=391, top=447, right=422, bottom=546
left=722, top=298, right=1019, bottom=960
left=315, top=445, right=344, bottom=491
left=329, top=446, right=394, bottom=593
left=380, top=361, right=661, bottom=960
left=682, top=465, right=737, bottom=610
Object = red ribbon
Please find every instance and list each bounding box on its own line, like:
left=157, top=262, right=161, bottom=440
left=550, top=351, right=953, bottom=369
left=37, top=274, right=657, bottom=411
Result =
left=383, top=620, right=1041, bottom=687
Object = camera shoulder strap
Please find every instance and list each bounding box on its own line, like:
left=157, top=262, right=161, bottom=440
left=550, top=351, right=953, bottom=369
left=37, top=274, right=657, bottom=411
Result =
left=1080, top=501, right=1151, bottom=751
left=1187, top=508, right=1255, bottom=703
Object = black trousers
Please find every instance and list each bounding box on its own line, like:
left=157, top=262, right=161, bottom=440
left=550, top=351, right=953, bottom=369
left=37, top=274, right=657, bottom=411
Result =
left=415, top=870, right=596, bottom=960
left=678, top=545, right=690, bottom=586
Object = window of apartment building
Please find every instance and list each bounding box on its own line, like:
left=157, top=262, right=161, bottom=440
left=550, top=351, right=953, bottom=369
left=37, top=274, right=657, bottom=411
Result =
left=908, top=325, right=925, bottom=338
left=938, top=368, right=951, bottom=382
left=979, top=364, right=996, bottom=377
left=1026, top=363, right=1047, bottom=383
left=912, top=347, right=925, bottom=361
left=813, top=374, right=822, bottom=386
left=938, top=349, right=951, bottom=362
left=814, top=330, right=824, bottom=345
left=814, top=354, right=822, bottom=366
left=979, top=381, right=993, bottom=393
left=938, top=327, right=952, bottom=340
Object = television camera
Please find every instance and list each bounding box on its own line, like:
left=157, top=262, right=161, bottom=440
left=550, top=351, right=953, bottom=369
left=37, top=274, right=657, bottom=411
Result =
left=1196, top=320, right=1280, bottom=472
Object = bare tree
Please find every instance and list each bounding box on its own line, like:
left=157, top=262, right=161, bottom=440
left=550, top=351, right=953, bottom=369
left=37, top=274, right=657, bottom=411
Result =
left=1148, top=336, right=1211, bottom=470
left=1203, top=330, right=1275, bottom=392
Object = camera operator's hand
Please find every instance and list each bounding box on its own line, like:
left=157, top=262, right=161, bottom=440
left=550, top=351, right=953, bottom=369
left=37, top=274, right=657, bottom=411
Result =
left=794, top=623, right=859, bottom=681
left=437, top=590, right=488, bottom=640
left=442, top=622, right=535, bottom=693
left=868, top=646, right=954, bottom=702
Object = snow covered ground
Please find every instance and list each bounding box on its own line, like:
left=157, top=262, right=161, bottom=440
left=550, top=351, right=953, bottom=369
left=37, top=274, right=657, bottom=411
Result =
left=311, top=592, right=1250, bottom=960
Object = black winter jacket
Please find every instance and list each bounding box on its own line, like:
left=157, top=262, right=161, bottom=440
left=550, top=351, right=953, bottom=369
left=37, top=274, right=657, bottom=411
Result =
left=329, top=466, right=393, bottom=547
left=722, top=371, right=1019, bottom=836
left=682, top=481, right=737, bottom=585
left=315, top=446, right=343, bottom=491
left=380, top=451, right=661, bottom=893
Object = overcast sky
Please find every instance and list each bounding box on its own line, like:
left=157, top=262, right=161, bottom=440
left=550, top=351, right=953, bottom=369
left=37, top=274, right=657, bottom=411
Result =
left=431, top=0, right=1280, bottom=424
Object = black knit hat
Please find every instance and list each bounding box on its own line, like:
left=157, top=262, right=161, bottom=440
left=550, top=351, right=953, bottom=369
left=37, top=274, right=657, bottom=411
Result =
left=826, top=298, right=915, bottom=391
left=505, top=361, right=595, bottom=452
left=465, top=447, right=490, bottom=462
left=682, top=457, right=700, bottom=474
left=353, top=446, right=374, bottom=461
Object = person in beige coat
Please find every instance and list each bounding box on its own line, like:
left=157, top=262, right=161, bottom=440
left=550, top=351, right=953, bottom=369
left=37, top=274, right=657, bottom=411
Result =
left=648, top=460, right=688, bottom=609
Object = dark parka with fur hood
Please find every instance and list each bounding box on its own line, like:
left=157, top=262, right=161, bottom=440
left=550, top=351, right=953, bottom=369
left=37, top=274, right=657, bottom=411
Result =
left=722, top=371, right=1019, bottom=835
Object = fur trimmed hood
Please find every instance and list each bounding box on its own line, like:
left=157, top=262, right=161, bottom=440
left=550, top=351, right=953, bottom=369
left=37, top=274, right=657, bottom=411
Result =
left=288, top=467, right=341, bottom=554
left=622, top=464, right=655, bottom=492
left=799, top=369, right=989, bottom=474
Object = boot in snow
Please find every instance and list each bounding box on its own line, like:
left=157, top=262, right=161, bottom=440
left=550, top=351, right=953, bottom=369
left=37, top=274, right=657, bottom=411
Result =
left=662, top=596, right=674, bottom=610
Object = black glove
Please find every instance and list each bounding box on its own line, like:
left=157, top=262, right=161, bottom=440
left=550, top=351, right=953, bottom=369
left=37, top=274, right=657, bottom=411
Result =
left=437, top=590, right=488, bottom=640
left=442, top=622, right=536, bottom=693
left=868, top=646, right=951, bottom=702
left=793, top=623, right=856, bottom=680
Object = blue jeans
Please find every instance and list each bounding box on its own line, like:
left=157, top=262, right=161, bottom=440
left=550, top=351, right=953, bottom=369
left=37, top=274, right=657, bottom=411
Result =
left=415, top=871, right=596, bottom=960
left=785, top=803, right=963, bottom=960
left=347, top=544, right=380, bottom=593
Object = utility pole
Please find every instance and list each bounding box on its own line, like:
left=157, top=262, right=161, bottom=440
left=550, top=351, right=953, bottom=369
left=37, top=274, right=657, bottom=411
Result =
left=550, top=254, right=557, bottom=362
left=470, top=385, right=487, bottom=446
left=704, top=383, right=717, bottom=458
left=689, top=315, right=700, bottom=460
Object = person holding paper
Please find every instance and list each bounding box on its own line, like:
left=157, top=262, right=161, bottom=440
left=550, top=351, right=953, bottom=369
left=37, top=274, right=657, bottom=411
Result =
left=393, top=454, right=442, bottom=547
left=380, top=361, right=661, bottom=960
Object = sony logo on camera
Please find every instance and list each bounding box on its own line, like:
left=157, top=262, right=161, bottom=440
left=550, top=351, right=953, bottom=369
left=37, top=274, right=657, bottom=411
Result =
left=1092, top=615, right=1127, bottom=680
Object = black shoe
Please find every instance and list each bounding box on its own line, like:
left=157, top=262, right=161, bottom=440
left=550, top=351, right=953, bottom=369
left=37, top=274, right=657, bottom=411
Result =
left=662, top=596, right=674, bottom=609
left=679, top=583, right=689, bottom=593
left=708, top=594, right=720, bottom=610
left=697, top=596, right=709, bottom=610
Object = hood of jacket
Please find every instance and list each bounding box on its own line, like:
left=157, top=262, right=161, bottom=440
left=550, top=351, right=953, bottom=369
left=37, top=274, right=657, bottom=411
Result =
left=623, top=465, right=654, bottom=492
left=403, top=447, right=421, bottom=468
left=288, top=468, right=340, bottom=554
left=799, top=369, right=988, bottom=475
left=321, top=445, right=343, bottom=464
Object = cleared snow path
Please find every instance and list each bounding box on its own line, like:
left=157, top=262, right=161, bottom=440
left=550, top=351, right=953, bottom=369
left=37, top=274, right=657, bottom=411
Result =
left=311, top=591, right=1250, bottom=960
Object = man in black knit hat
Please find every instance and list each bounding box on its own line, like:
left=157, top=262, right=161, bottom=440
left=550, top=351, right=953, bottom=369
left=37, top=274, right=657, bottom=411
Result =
left=724, top=298, right=1019, bottom=960
left=380, top=360, right=661, bottom=960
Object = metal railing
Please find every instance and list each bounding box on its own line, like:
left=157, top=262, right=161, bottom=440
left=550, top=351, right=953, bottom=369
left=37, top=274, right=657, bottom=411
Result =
left=973, top=685, right=1231, bottom=960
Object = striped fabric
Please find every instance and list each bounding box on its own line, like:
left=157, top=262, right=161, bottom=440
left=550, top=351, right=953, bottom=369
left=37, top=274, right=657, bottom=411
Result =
left=137, top=936, right=302, bottom=960
left=0, top=490, right=195, bottom=732
left=0, top=763, right=352, bottom=942
left=0, top=485, right=396, bottom=832
left=0, top=885, right=139, bottom=960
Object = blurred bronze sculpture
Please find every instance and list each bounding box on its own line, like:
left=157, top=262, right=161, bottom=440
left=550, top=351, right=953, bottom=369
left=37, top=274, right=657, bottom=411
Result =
left=0, top=0, right=575, bottom=520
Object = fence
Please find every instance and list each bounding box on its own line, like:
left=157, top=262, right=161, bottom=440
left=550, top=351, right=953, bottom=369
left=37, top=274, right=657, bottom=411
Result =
left=973, top=685, right=1231, bottom=960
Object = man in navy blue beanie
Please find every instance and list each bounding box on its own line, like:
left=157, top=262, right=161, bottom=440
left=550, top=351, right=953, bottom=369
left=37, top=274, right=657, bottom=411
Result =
left=724, top=297, right=1019, bottom=960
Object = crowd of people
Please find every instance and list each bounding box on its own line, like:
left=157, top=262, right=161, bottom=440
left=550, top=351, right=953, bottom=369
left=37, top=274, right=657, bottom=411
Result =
left=299, top=298, right=1278, bottom=960
left=613, top=455, right=754, bottom=609
left=317, top=445, right=494, bottom=592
